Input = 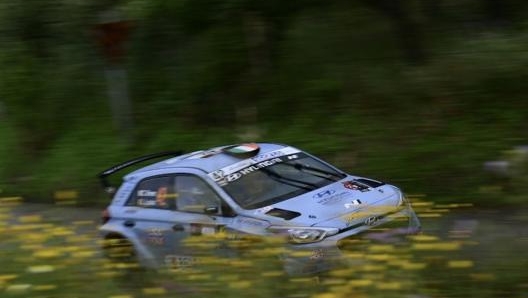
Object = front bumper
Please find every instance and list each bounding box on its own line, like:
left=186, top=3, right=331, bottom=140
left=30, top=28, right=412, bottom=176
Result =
left=280, top=207, right=421, bottom=275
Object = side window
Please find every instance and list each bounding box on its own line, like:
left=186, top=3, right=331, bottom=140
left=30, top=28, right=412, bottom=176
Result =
left=127, top=176, right=176, bottom=209
left=175, top=175, right=221, bottom=214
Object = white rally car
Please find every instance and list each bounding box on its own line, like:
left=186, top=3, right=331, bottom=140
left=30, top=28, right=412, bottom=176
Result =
left=98, top=143, right=421, bottom=275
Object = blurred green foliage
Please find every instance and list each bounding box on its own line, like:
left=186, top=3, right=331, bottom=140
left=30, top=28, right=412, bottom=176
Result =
left=0, top=0, right=527, bottom=205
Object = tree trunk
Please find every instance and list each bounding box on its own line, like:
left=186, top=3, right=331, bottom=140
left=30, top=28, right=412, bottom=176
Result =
left=236, top=11, right=270, bottom=140
left=422, top=0, right=441, bottom=20
left=96, top=6, right=135, bottom=144
left=360, top=0, right=427, bottom=65
left=483, top=0, right=510, bottom=27
left=104, top=66, right=134, bottom=144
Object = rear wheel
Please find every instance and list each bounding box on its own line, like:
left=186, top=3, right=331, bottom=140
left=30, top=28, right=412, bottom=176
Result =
left=101, top=235, right=160, bottom=291
left=102, top=235, right=137, bottom=266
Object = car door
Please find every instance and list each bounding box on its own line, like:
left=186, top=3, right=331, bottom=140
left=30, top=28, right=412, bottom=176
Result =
left=122, top=175, right=180, bottom=264
left=124, top=174, right=235, bottom=269
left=165, top=174, right=235, bottom=269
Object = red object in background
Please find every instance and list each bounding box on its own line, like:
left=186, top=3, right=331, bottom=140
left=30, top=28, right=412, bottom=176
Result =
left=94, top=20, right=133, bottom=64
left=101, top=208, right=111, bottom=224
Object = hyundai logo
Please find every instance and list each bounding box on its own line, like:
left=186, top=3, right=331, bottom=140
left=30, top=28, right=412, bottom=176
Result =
left=364, top=216, right=380, bottom=226
left=313, top=189, right=336, bottom=199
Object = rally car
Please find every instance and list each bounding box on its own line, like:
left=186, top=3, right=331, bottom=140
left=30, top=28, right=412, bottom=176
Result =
left=98, top=143, right=421, bottom=275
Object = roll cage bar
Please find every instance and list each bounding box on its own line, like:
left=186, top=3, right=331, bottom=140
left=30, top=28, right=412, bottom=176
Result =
left=97, top=151, right=183, bottom=193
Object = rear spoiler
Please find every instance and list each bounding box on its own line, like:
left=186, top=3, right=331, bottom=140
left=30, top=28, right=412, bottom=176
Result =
left=97, top=151, right=183, bottom=194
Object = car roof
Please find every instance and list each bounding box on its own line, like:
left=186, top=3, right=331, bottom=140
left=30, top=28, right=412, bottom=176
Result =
left=125, top=142, right=290, bottom=177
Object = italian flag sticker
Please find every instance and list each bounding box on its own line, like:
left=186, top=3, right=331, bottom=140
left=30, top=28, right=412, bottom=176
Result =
left=224, top=143, right=260, bottom=155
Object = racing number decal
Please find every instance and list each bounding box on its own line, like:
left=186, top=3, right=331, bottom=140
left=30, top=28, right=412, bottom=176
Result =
left=190, top=224, right=220, bottom=236
left=146, top=228, right=166, bottom=245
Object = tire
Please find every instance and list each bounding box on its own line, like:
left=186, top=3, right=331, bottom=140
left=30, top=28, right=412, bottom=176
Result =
left=102, top=235, right=137, bottom=265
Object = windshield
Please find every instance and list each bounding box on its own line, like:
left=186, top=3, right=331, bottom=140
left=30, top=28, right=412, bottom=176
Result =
left=221, top=154, right=346, bottom=209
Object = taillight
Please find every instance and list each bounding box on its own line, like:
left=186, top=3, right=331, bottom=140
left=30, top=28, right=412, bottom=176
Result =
left=101, top=208, right=111, bottom=224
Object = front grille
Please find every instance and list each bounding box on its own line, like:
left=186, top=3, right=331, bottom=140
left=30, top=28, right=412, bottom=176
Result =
left=337, top=215, right=413, bottom=251
left=339, top=214, right=387, bottom=234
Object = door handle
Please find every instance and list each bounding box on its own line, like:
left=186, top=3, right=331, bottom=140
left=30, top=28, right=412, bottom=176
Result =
left=172, top=224, right=185, bottom=231
left=123, top=220, right=135, bottom=227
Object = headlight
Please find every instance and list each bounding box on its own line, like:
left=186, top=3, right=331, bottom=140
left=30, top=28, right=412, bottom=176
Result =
left=399, top=191, right=412, bottom=207
left=267, top=226, right=339, bottom=244
left=393, top=188, right=409, bottom=208
left=397, top=192, right=404, bottom=206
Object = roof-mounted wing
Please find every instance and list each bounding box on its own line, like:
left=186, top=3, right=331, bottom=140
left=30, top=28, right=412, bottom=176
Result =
left=97, top=151, right=183, bottom=193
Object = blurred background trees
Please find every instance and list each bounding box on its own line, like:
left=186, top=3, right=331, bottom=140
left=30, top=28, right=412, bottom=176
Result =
left=0, top=0, right=527, bottom=205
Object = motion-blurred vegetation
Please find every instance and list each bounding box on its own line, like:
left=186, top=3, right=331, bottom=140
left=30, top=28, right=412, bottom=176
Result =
left=0, top=0, right=527, bottom=206
left=1, top=198, right=527, bottom=298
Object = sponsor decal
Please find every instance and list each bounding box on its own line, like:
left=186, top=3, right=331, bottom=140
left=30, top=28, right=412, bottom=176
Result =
left=137, top=189, right=157, bottom=197
left=224, top=161, right=252, bottom=173
left=238, top=158, right=281, bottom=174
left=208, top=147, right=302, bottom=184
left=164, top=255, right=199, bottom=269
left=344, top=199, right=362, bottom=209
left=313, top=189, right=336, bottom=199
left=137, top=198, right=157, bottom=207
left=316, top=191, right=349, bottom=205
left=146, top=228, right=166, bottom=245
left=190, top=224, right=218, bottom=236
left=364, top=216, right=381, bottom=226
left=221, top=158, right=283, bottom=184
left=210, top=170, right=224, bottom=182
left=250, top=151, right=285, bottom=163
left=234, top=217, right=267, bottom=227
left=342, top=180, right=370, bottom=192
left=220, top=227, right=246, bottom=241
left=342, top=213, right=382, bottom=227
left=342, top=213, right=359, bottom=226
left=201, top=226, right=216, bottom=235
left=310, top=248, right=327, bottom=260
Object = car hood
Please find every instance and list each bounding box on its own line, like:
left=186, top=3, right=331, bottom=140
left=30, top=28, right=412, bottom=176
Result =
left=251, top=178, right=402, bottom=230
